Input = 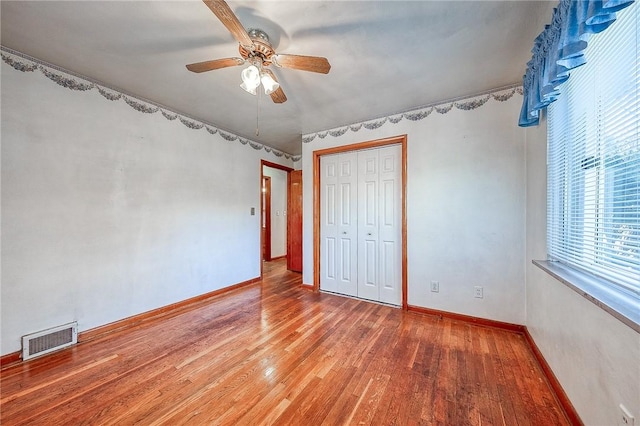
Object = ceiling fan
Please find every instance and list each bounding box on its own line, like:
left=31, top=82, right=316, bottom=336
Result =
left=186, top=0, right=331, bottom=104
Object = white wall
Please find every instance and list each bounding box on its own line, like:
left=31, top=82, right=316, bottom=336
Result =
left=525, top=118, right=640, bottom=425
left=263, top=166, right=287, bottom=258
left=1, top=61, right=293, bottom=355
left=302, top=96, right=526, bottom=324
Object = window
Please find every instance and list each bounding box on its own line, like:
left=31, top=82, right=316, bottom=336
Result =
left=547, top=2, right=639, bottom=297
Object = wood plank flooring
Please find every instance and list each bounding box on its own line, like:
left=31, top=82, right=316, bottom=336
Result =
left=1, top=259, right=571, bottom=425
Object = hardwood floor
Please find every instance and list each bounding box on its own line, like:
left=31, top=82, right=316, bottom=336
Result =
left=1, top=259, right=571, bottom=425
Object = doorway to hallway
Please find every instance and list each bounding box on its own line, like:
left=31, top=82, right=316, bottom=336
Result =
left=260, top=160, right=302, bottom=277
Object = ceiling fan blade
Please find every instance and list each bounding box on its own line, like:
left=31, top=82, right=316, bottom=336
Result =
left=186, top=57, right=244, bottom=73
left=202, top=0, right=253, bottom=48
left=264, top=69, right=287, bottom=104
left=270, top=86, right=287, bottom=104
left=273, top=54, right=331, bottom=74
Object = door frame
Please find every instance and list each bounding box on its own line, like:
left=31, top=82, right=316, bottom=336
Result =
left=260, top=160, right=295, bottom=278
left=312, top=135, right=408, bottom=309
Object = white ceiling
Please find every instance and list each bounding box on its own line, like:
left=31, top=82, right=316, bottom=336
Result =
left=1, top=1, right=554, bottom=155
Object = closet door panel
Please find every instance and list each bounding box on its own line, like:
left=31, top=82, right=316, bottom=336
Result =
left=320, top=154, right=339, bottom=293
left=336, top=152, right=358, bottom=297
left=378, top=145, right=402, bottom=305
left=357, top=149, right=380, bottom=301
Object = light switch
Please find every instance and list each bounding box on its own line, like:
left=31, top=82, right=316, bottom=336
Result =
left=250, top=207, right=255, bottom=216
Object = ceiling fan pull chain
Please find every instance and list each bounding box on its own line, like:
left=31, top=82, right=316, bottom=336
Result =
left=256, top=85, right=260, bottom=137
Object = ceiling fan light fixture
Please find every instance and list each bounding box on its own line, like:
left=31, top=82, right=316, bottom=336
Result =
left=241, top=64, right=260, bottom=86
left=260, top=72, right=279, bottom=95
left=186, top=3, right=331, bottom=104
left=240, top=81, right=257, bottom=95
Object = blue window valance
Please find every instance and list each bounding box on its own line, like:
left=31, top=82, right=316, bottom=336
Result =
left=519, top=0, right=635, bottom=127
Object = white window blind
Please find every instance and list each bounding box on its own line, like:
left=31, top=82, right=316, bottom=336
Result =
left=547, top=2, right=639, bottom=295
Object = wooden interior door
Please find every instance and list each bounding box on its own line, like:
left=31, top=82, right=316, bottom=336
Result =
left=262, top=176, right=271, bottom=261
left=287, top=170, right=303, bottom=272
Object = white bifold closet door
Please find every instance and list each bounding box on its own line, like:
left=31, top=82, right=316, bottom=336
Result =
left=320, top=151, right=358, bottom=296
left=320, top=144, right=402, bottom=305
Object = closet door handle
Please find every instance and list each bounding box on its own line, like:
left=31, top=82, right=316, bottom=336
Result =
left=367, top=232, right=372, bottom=236
left=342, top=231, right=347, bottom=235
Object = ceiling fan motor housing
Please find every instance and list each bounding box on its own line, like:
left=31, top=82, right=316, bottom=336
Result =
left=239, top=28, right=275, bottom=66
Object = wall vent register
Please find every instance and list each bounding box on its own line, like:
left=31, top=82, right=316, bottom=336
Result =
left=22, top=322, right=78, bottom=361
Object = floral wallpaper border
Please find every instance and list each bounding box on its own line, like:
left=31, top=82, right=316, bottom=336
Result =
left=1, top=46, right=301, bottom=162
left=302, top=85, right=523, bottom=144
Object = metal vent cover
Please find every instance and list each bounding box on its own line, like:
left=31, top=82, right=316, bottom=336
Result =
left=22, top=322, right=78, bottom=361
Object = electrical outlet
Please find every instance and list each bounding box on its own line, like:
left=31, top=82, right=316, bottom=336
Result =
left=474, top=286, right=483, bottom=298
left=430, top=281, right=439, bottom=293
left=620, top=404, right=635, bottom=426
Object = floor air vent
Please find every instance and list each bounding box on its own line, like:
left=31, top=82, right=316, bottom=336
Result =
left=22, top=322, right=78, bottom=361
